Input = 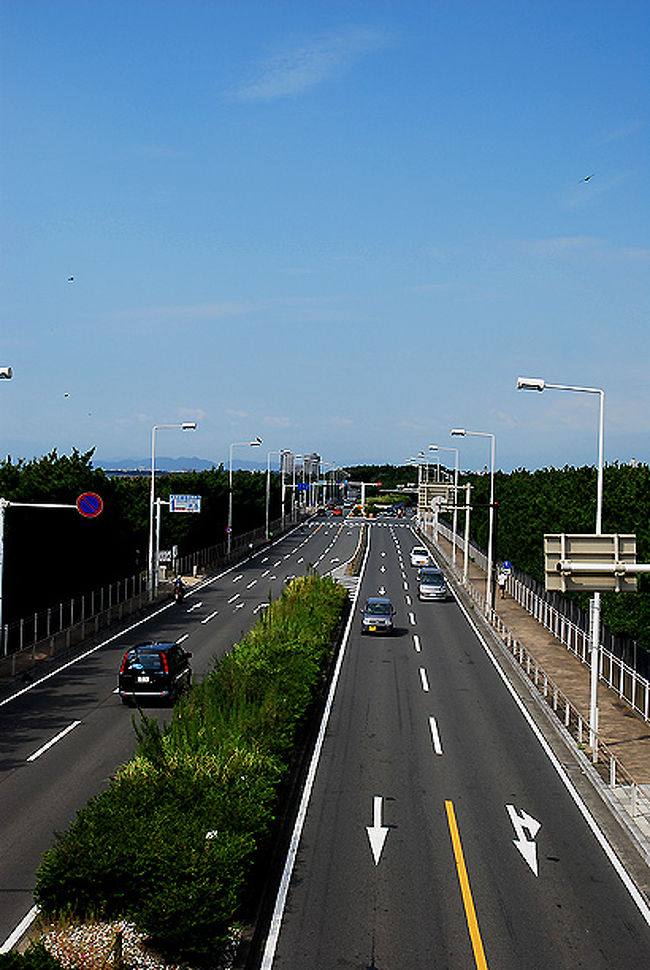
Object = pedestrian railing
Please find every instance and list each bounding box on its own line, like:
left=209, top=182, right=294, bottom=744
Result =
left=0, top=510, right=303, bottom=681
left=433, top=521, right=650, bottom=724
left=422, top=523, right=650, bottom=845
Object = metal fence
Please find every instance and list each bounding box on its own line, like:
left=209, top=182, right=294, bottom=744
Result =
left=1, top=509, right=302, bottom=674
left=424, top=521, right=650, bottom=842
left=434, top=519, right=650, bottom=723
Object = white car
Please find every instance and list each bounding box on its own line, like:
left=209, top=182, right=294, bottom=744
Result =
left=409, top=546, right=430, bottom=567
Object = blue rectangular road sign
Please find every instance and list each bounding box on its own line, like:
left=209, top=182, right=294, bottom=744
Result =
left=169, top=494, right=201, bottom=513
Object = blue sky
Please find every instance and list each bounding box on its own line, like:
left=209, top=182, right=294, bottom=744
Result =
left=1, top=0, right=648, bottom=473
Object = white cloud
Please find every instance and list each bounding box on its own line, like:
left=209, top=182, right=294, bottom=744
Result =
left=521, top=236, right=601, bottom=257
left=263, top=415, right=291, bottom=428
left=232, top=26, right=392, bottom=101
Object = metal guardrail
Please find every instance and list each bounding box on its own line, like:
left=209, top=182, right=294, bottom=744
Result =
left=0, top=511, right=303, bottom=680
left=435, top=521, right=650, bottom=724
left=423, top=523, right=650, bottom=840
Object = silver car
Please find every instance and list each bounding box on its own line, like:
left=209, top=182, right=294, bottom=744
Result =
left=417, top=566, right=448, bottom=601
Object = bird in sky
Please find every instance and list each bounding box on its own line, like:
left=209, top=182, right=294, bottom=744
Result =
left=581, top=174, right=594, bottom=182
left=67, top=276, right=74, bottom=282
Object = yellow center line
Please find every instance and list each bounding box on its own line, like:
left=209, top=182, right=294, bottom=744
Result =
left=445, top=799, right=489, bottom=970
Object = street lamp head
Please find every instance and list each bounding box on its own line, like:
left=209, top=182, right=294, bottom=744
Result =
left=251, top=436, right=262, bottom=446
left=181, top=422, right=197, bottom=430
left=516, top=376, right=546, bottom=392
left=450, top=428, right=466, bottom=437
left=428, top=444, right=439, bottom=451
left=0, top=367, right=12, bottom=380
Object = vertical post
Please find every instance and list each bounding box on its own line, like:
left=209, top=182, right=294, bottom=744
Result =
left=0, top=499, right=7, bottom=655
left=463, top=483, right=471, bottom=583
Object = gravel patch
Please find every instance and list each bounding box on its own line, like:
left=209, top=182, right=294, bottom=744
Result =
left=38, top=920, right=241, bottom=970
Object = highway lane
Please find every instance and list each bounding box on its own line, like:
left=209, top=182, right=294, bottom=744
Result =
left=0, top=516, right=361, bottom=948
left=263, top=519, right=650, bottom=969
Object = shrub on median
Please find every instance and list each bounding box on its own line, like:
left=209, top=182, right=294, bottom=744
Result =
left=34, top=574, right=348, bottom=963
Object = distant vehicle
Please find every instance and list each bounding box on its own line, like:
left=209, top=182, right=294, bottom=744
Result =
left=118, top=642, right=192, bottom=705
left=417, top=566, right=449, bottom=601
left=361, top=596, right=396, bottom=635
left=409, top=546, right=430, bottom=567
left=332, top=506, right=343, bottom=516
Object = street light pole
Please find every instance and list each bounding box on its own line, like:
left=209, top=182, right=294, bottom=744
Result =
left=451, top=428, right=496, bottom=610
left=430, top=445, right=459, bottom=565
left=517, top=376, right=605, bottom=753
left=228, top=437, right=262, bottom=554
left=266, top=449, right=286, bottom=541
left=148, top=422, right=197, bottom=597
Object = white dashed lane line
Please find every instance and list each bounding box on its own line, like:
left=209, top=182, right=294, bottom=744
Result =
left=27, top=721, right=82, bottom=763
left=201, top=610, right=219, bottom=624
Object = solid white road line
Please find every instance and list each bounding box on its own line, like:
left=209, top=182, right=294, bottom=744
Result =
left=0, top=906, right=39, bottom=954
left=429, top=716, right=443, bottom=755
left=27, top=721, right=82, bottom=762
left=451, top=587, right=650, bottom=925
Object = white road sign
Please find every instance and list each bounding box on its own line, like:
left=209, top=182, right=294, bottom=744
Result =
left=169, top=494, right=201, bottom=513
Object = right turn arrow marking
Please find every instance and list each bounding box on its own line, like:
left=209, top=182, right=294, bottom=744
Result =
left=366, top=795, right=389, bottom=866
left=506, top=804, right=541, bottom=876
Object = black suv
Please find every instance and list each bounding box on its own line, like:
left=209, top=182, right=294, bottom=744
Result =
left=118, top=642, right=192, bottom=705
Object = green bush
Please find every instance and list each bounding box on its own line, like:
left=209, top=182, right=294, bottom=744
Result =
left=35, top=574, right=347, bottom=962
left=0, top=942, right=68, bottom=969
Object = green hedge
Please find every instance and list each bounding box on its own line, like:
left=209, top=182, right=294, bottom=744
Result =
left=34, top=574, right=348, bottom=963
left=0, top=943, right=68, bottom=970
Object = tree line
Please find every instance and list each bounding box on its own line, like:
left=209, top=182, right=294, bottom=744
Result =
left=0, top=449, right=281, bottom=625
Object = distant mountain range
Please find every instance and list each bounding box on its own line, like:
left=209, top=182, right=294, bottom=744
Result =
left=95, top=455, right=267, bottom=474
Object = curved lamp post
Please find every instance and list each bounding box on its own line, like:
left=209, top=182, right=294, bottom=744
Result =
left=228, top=437, right=262, bottom=554
left=451, top=428, right=496, bottom=610
left=517, top=375, right=604, bottom=753
left=148, top=422, right=197, bottom=596
left=430, top=444, right=459, bottom=565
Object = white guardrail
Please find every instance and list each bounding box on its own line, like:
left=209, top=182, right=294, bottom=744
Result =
left=433, top=520, right=650, bottom=724
left=422, top=519, right=650, bottom=840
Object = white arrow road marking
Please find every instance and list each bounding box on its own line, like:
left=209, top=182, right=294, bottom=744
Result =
left=419, top=667, right=430, bottom=692
left=366, top=796, right=389, bottom=866
left=379, top=565, right=386, bottom=573
left=413, top=634, right=421, bottom=653
left=506, top=805, right=541, bottom=876
left=186, top=601, right=203, bottom=613
left=201, top=610, right=219, bottom=624
left=428, top=716, right=443, bottom=755
left=27, top=721, right=82, bottom=762
left=378, top=586, right=386, bottom=595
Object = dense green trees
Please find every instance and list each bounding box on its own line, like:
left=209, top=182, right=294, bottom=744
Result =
left=0, top=450, right=279, bottom=624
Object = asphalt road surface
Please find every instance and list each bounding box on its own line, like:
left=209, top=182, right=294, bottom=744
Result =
left=260, top=519, right=650, bottom=969
left=0, top=516, right=361, bottom=949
